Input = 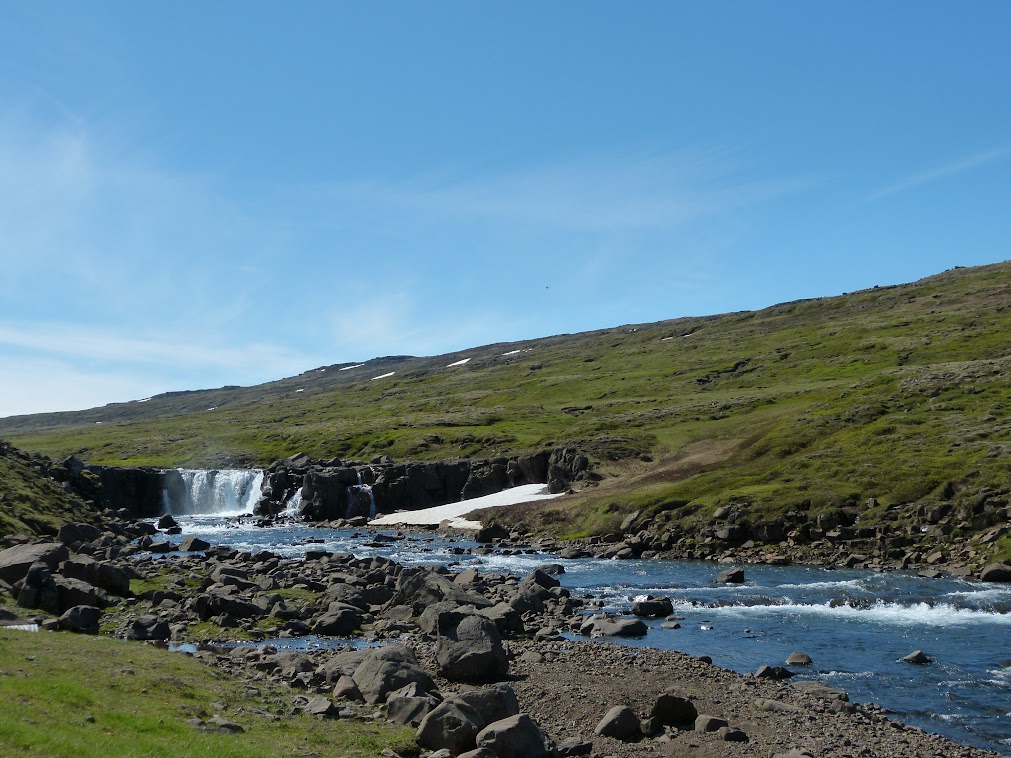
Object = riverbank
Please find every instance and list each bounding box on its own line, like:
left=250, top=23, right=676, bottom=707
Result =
left=2, top=512, right=1007, bottom=756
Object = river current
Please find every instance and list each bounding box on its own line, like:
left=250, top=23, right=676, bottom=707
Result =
left=159, top=512, right=1011, bottom=753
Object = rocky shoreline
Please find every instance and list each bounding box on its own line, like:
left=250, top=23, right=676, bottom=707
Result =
left=1, top=510, right=1007, bottom=757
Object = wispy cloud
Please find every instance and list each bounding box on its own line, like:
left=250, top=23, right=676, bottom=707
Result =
left=867, top=146, right=1011, bottom=201
left=313, top=149, right=810, bottom=233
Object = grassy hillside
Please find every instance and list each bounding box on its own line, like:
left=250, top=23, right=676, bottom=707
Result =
left=0, top=443, right=102, bottom=536
left=4, top=261, right=1011, bottom=546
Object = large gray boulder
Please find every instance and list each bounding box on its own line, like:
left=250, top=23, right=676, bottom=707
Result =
left=980, top=563, right=1011, bottom=582
left=58, top=605, right=102, bottom=635
left=416, top=698, right=486, bottom=754
left=631, top=596, right=673, bottom=618
left=436, top=612, right=508, bottom=683
left=131, top=615, right=170, bottom=641
left=53, top=576, right=109, bottom=614
left=476, top=713, right=552, bottom=758
left=456, top=683, right=520, bottom=725
left=60, top=555, right=131, bottom=596
left=717, top=567, right=745, bottom=584
left=0, top=543, right=69, bottom=583
left=352, top=645, right=436, bottom=704
left=56, top=522, right=102, bottom=548
left=312, top=606, right=362, bottom=636
left=578, top=615, right=647, bottom=638
left=386, top=569, right=492, bottom=614
left=650, top=691, right=698, bottom=726
left=594, top=705, right=641, bottom=741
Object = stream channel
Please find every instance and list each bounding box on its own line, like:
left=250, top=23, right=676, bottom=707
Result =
left=151, top=471, right=1011, bottom=753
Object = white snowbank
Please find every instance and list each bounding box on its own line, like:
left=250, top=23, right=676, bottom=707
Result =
left=369, top=483, right=561, bottom=530
left=371, top=371, right=396, bottom=380
left=502, top=350, right=522, bottom=356
left=447, top=357, right=471, bottom=367
left=340, top=364, right=365, bottom=371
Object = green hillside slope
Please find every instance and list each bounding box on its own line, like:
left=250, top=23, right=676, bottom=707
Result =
left=4, top=262, right=1011, bottom=553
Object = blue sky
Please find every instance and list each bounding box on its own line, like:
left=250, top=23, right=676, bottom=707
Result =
left=1, top=2, right=1009, bottom=418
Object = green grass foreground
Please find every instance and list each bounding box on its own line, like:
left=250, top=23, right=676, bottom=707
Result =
left=0, top=628, right=416, bottom=757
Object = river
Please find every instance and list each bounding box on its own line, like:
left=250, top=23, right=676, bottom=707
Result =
left=153, top=509, right=1011, bottom=754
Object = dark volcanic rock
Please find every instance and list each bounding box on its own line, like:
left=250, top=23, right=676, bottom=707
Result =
left=436, top=612, right=508, bottom=683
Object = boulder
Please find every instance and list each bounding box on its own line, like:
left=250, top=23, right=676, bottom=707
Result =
left=980, top=563, right=1011, bottom=583
left=436, top=612, right=508, bottom=683
left=716, top=567, right=745, bottom=584
left=416, top=698, right=486, bottom=754
left=57, top=522, right=102, bottom=548
left=755, top=664, right=794, bottom=680
left=786, top=651, right=812, bottom=666
left=695, top=714, right=729, bottom=732
left=53, top=576, right=109, bottom=613
left=456, top=683, right=520, bottom=725
left=593, top=705, right=641, bottom=741
left=476, top=713, right=552, bottom=758
left=60, top=555, right=131, bottom=596
left=352, top=645, right=436, bottom=704
left=58, top=605, right=101, bottom=635
left=631, top=596, right=673, bottom=618
left=131, top=615, right=170, bottom=641
left=16, top=561, right=60, bottom=614
left=650, top=691, right=698, bottom=726
left=305, top=695, right=338, bottom=719
left=902, top=649, right=932, bottom=665
left=178, top=535, right=211, bottom=552
left=579, top=615, right=647, bottom=638
left=312, top=607, right=362, bottom=636
left=0, top=542, right=69, bottom=583
left=333, top=674, right=364, bottom=701
left=386, top=569, right=492, bottom=614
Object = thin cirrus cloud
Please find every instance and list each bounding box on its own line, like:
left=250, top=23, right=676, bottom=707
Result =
left=316, top=149, right=810, bottom=234
left=866, top=145, right=1011, bottom=202
left=0, top=321, right=312, bottom=376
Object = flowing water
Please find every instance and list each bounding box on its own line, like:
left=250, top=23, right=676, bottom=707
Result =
left=151, top=486, right=1011, bottom=753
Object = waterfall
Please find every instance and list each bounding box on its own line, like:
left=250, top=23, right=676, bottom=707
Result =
left=345, top=468, right=377, bottom=519
left=162, top=469, right=264, bottom=516
left=283, top=490, right=303, bottom=518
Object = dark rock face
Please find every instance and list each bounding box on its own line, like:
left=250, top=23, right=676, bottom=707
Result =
left=631, top=596, right=673, bottom=618
left=980, top=563, right=1011, bottom=582
left=717, top=567, right=746, bottom=584
left=131, top=615, right=170, bottom=640
left=650, top=691, right=698, bottom=726
left=60, top=555, right=131, bottom=596
left=87, top=466, right=166, bottom=517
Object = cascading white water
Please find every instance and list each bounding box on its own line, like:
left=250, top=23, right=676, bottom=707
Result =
left=163, top=469, right=264, bottom=516
left=283, top=490, right=303, bottom=518
left=345, top=468, right=377, bottom=519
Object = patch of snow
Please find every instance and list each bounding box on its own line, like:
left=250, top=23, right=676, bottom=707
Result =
left=369, top=483, right=562, bottom=530
left=370, top=372, right=396, bottom=381
left=339, top=364, right=365, bottom=371
left=137, top=397, right=151, bottom=403
left=206, top=407, right=217, bottom=411
left=295, top=388, right=304, bottom=393
left=318, top=368, right=326, bottom=372
left=95, top=421, right=103, bottom=424
left=661, top=336, right=674, bottom=341
left=502, top=350, right=522, bottom=356
left=447, top=358, right=471, bottom=367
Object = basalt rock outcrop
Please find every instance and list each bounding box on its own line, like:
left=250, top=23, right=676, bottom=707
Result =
left=255, top=446, right=596, bottom=521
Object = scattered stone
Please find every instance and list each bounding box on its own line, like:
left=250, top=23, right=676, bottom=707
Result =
left=435, top=612, right=508, bottom=683
left=755, top=664, right=794, bottom=680
left=786, top=651, right=812, bottom=666
left=903, top=650, right=932, bottom=665
left=718, top=726, right=749, bottom=742
left=130, top=615, right=170, bottom=641
left=650, top=691, right=698, bottom=726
